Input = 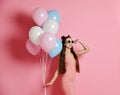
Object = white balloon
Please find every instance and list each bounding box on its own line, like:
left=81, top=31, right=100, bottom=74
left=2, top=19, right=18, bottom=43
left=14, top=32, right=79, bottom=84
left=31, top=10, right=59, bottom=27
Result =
left=29, top=26, right=44, bottom=45
left=43, top=19, right=59, bottom=34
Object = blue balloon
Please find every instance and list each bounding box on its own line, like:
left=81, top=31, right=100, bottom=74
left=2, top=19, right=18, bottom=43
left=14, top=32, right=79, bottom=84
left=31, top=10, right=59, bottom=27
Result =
left=49, top=38, right=62, bottom=58
left=48, top=10, right=61, bottom=23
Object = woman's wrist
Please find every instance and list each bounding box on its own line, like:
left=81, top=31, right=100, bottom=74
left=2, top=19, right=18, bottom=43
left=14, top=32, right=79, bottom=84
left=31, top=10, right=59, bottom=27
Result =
left=49, top=81, right=53, bottom=85
left=50, top=82, right=53, bottom=85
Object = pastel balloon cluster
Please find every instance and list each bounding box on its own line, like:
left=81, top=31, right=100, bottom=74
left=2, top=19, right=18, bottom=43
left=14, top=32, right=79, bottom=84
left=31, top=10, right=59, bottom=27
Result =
left=25, top=7, right=62, bottom=58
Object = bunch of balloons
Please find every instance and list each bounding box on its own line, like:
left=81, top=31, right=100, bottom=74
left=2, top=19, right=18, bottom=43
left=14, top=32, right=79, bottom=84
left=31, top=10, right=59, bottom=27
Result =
left=25, top=7, right=62, bottom=58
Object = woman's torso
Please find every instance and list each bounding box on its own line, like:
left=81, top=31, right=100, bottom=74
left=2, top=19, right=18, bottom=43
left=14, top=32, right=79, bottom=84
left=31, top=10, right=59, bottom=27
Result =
left=62, top=53, right=76, bottom=80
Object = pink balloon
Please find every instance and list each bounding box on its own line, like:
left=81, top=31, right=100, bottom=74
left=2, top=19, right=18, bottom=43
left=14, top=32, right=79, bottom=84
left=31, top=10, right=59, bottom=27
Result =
left=40, top=32, right=56, bottom=53
left=32, top=7, right=48, bottom=26
left=25, top=39, right=41, bottom=55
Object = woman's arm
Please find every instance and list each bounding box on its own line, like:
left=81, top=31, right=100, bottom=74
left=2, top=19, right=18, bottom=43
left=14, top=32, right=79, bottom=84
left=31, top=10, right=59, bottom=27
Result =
left=44, top=68, right=59, bottom=87
left=74, top=39, right=89, bottom=56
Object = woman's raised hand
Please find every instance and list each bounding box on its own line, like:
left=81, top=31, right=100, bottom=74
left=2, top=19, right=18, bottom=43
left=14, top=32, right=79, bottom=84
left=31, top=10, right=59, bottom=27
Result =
left=74, top=39, right=80, bottom=44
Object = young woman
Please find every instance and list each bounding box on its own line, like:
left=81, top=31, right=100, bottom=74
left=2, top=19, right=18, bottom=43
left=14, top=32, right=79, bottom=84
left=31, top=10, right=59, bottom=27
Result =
left=44, top=35, right=89, bottom=95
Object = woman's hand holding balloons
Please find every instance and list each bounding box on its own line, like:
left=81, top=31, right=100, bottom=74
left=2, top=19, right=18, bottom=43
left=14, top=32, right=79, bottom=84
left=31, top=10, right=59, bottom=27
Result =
left=43, top=82, right=52, bottom=87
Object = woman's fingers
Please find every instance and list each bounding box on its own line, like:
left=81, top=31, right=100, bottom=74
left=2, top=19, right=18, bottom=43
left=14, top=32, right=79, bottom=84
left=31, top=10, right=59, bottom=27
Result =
left=74, top=39, right=79, bottom=44
left=43, top=83, right=52, bottom=87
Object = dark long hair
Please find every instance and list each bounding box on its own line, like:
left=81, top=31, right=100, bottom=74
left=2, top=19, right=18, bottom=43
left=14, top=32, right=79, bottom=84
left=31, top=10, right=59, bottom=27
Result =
left=59, top=35, right=80, bottom=74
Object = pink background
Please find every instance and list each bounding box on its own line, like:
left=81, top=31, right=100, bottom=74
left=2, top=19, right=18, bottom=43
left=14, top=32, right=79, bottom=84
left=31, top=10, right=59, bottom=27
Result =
left=0, top=0, right=120, bottom=95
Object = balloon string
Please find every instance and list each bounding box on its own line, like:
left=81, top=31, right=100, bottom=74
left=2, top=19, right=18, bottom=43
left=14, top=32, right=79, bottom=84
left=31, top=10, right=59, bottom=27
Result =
left=39, top=50, right=54, bottom=95
left=39, top=51, right=47, bottom=95
left=43, top=52, right=47, bottom=95
left=46, top=58, right=52, bottom=77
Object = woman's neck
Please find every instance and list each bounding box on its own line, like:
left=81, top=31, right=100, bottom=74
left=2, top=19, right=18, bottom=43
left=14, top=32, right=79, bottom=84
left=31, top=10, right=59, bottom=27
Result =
left=65, top=47, right=71, bottom=54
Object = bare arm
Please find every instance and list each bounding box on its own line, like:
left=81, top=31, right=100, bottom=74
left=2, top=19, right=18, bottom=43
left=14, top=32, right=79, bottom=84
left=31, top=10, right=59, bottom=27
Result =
left=44, top=68, right=59, bottom=87
left=74, top=39, right=89, bottom=56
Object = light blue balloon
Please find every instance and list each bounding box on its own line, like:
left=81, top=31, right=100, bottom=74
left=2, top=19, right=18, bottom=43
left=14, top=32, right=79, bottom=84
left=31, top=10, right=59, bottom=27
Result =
left=48, top=10, right=61, bottom=23
left=49, top=38, right=62, bottom=58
